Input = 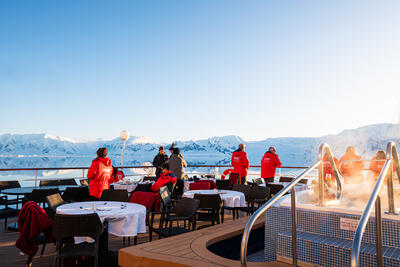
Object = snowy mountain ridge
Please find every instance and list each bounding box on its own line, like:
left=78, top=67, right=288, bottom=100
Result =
left=0, top=123, right=399, bottom=167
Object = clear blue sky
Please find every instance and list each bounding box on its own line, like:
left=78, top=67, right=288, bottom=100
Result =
left=1, top=1, right=400, bottom=142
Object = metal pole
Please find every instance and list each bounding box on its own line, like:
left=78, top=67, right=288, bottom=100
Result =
left=375, top=196, right=383, bottom=267
left=386, top=160, right=395, bottom=214
left=121, top=140, right=126, bottom=168
left=82, top=169, right=85, bottom=178
left=34, top=169, right=38, bottom=188
left=318, top=161, right=324, bottom=206
left=291, top=188, right=297, bottom=267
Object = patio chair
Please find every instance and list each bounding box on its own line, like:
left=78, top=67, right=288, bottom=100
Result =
left=100, top=189, right=129, bottom=202
left=228, top=184, right=251, bottom=219
left=279, top=176, right=294, bottom=183
left=239, top=185, right=270, bottom=215
left=53, top=213, right=105, bottom=267
left=80, top=179, right=89, bottom=186
left=0, top=181, right=23, bottom=209
left=0, top=195, right=18, bottom=230
left=228, top=173, right=240, bottom=187
left=150, top=197, right=200, bottom=239
left=215, top=180, right=230, bottom=190
left=62, top=186, right=89, bottom=202
left=133, top=183, right=152, bottom=193
left=142, top=176, right=157, bottom=182
left=45, top=193, right=65, bottom=218
left=194, top=194, right=223, bottom=227
left=29, top=188, right=60, bottom=209
left=39, top=179, right=77, bottom=187
left=189, top=182, right=210, bottom=190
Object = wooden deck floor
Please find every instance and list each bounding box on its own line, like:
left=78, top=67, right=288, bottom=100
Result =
left=0, top=213, right=255, bottom=267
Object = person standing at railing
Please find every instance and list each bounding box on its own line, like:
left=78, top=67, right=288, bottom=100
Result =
left=261, top=146, right=282, bottom=183
left=339, top=146, right=364, bottom=183
left=322, top=153, right=339, bottom=183
left=87, top=147, right=113, bottom=199
left=231, top=144, right=249, bottom=184
left=167, top=147, right=187, bottom=195
left=152, top=146, right=169, bottom=178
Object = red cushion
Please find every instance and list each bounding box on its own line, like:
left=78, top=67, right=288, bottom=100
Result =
left=130, top=191, right=161, bottom=211
left=189, top=182, right=210, bottom=190
left=229, top=173, right=240, bottom=185
left=195, top=179, right=217, bottom=189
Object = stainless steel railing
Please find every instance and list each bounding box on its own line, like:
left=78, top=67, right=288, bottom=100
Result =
left=240, top=143, right=342, bottom=266
left=350, top=142, right=400, bottom=267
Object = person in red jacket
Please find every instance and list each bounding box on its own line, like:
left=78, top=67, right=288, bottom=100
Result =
left=339, top=146, right=364, bottom=183
left=369, top=150, right=387, bottom=180
left=87, top=147, right=113, bottom=199
left=108, top=167, right=125, bottom=185
left=151, top=163, right=177, bottom=192
left=261, top=147, right=282, bottom=183
left=322, top=153, right=339, bottom=183
left=231, top=144, right=249, bottom=184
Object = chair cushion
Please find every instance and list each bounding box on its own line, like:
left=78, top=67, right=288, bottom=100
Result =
left=61, top=242, right=97, bottom=257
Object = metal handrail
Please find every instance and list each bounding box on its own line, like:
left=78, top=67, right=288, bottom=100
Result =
left=0, top=165, right=308, bottom=172
left=318, top=144, right=342, bottom=205
left=240, top=143, right=342, bottom=266
left=351, top=142, right=400, bottom=267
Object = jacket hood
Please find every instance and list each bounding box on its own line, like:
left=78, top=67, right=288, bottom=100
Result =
left=93, top=157, right=112, bottom=166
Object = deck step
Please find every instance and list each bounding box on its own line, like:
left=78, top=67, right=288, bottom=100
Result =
left=277, top=230, right=400, bottom=267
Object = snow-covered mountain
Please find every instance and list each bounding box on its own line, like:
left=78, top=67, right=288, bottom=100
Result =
left=0, top=123, right=398, bottom=168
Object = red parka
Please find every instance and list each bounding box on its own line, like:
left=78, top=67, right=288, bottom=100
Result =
left=231, top=149, right=249, bottom=178
left=87, top=157, right=113, bottom=199
left=261, top=151, right=282, bottom=178
left=151, top=171, right=177, bottom=192
left=339, top=152, right=364, bottom=180
left=322, top=154, right=339, bottom=181
left=109, top=170, right=125, bottom=185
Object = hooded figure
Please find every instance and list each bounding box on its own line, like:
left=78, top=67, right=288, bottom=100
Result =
left=87, top=147, right=113, bottom=199
left=339, top=146, right=364, bottom=182
left=261, top=147, right=282, bottom=182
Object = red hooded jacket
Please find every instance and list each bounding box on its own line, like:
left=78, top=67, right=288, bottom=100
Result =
left=151, top=171, right=177, bottom=192
left=109, top=170, right=125, bottom=185
left=339, top=152, right=364, bottom=179
left=87, top=157, right=113, bottom=199
left=231, top=149, right=249, bottom=178
left=322, top=154, right=339, bottom=181
left=261, top=151, right=282, bottom=178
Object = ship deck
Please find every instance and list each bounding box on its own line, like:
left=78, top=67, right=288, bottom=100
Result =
left=0, top=213, right=288, bottom=267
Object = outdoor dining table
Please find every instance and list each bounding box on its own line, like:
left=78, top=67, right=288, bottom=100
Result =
left=111, top=181, right=154, bottom=193
left=56, top=201, right=147, bottom=238
left=182, top=189, right=246, bottom=208
left=1, top=185, right=85, bottom=197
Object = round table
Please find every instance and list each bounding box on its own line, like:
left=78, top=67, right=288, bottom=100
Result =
left=56, top=201, right=147, bottom=237
left=1, top=185, right=85, bottom=197
left=111, top=181, right=154, bottom=193
left=182, top=189, right=246, bottom=208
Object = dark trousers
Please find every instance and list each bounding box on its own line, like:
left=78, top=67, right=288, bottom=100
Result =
left=263, top=177, right=274, bottom=183
left=240, top=176, right=247, bottom=184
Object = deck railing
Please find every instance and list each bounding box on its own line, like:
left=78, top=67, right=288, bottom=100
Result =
left=240, top=144, right=342, bottom=267
left=350, top=142, right=400, bottom=267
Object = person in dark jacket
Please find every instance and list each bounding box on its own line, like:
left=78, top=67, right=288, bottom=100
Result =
left=166, top=147, right=187, bottom=195
left=152, top=146, right=169, bottom=178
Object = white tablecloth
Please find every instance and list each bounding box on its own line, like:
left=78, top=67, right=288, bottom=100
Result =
left=182, top=189, right=246, bottom=208
left=56, top=201, right=147, bottom=237
left=112, top=181, right=154, bottom=193
left=112, top=183, right=138, bottom=193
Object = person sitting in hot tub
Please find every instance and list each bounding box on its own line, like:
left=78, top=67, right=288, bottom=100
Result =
left=151, top=163, right=177, bottom=192
left=339, top=146, right=364, bottom=183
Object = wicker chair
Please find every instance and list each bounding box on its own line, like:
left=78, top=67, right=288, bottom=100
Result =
left=45, top=193, right=65, bottom=218
left=133, top=183, right=152, bottom=193
left=100, top=189, right=129, bottom=202
left=215, top=179, right=230, bottom=190
left=53, top=213, right=105, bottom=267
left=239, top=185, right=270, bottom=215
left=150, top=197, right=199, bottom=239
left=193, top=194, right=223, bottom=227
left=29, top=188, right=60, bottom=208
left=0, top=195, right=18, bottom=230
left=0, top=181, right=23, bottom=209
left=229, top=184, right=251, bottom=219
